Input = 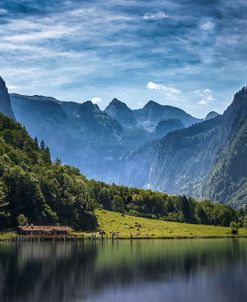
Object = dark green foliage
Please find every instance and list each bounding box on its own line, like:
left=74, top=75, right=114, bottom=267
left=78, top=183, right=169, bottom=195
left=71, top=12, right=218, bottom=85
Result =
left=88, top=181, right=238, bottom=227
left=0, top=113, right=96, bottom=230
left=230, top=221, right=240, bottom=235
left=17, top=214, right=28, bottom=226
left=97, top=187, right=112, bottom=210
left=180, top=195, right=194, bottom=223
left=112, top=195, right=125, bottom=213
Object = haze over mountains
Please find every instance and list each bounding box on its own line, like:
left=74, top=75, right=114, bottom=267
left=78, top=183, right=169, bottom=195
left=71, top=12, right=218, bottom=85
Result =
left=0, top=76, right=246, bottom=208
left=9, top=89, right=202, bottom=183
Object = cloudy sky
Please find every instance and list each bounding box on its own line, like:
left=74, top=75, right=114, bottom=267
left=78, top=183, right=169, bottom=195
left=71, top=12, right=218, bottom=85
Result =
left=0, top=0, right=247, bottom=117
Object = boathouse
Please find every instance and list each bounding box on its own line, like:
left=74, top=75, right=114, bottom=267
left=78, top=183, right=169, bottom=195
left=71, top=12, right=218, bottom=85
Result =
left=17, top=225, right=72, bottom=236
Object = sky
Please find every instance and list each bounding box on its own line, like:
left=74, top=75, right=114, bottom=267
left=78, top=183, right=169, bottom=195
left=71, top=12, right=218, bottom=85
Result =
left=0, top=0, right=247, bottom=118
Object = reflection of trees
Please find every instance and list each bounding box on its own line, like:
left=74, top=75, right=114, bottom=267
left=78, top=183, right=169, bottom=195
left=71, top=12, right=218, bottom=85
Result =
left=0, top=242, right=98, bottom=302
left=0, top=239, right=246, bottom=302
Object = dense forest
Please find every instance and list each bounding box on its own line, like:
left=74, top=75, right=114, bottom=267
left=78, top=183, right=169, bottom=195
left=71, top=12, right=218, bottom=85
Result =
left=0, top=113, right=245, bottom=230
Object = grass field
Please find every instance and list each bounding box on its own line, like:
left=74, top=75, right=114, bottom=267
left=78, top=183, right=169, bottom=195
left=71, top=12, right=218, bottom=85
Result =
left=0, top=232, right=16, bottom=241
left=1, top=210, right=247, bottom=240
left=76, top=209, right=247, bottom=239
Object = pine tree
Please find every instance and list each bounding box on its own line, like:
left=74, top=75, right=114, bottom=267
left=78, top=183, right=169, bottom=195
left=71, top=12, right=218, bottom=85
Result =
left=40, top=139, right=45, bottom=150
left=34, top=137, right=39, bottom=149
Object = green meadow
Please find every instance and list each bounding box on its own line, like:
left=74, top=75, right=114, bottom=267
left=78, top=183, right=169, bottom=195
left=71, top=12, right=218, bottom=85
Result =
left=75, top=210, right=247, bottom=239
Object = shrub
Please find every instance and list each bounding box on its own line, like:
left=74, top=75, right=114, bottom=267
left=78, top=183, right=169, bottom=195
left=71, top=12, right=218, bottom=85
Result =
left=230, top=221, right=240, bottom=235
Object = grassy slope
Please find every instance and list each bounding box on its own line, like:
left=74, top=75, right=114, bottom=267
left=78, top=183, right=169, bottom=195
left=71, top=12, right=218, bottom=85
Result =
left=81, top=210, right=247, bottom=239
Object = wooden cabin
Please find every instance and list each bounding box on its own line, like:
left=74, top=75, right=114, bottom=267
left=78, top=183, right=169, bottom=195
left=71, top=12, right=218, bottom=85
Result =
left=17, top=225, right=72, bottom=237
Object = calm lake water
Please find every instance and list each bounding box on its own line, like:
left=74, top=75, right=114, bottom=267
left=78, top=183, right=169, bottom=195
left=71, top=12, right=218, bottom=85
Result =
left=0, top=239, right=247, bottom=302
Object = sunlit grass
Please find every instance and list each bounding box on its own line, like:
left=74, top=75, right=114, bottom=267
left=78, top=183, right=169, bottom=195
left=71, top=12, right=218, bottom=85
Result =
left=74, top=210, right=247, bottom=239
left=0, top=232, right=16, bottom=241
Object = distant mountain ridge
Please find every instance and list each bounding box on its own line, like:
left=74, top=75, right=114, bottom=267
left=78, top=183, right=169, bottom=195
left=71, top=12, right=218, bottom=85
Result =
left=105, top=98, right=201, bottom=132
left=9, top=92, right=202, bottom=179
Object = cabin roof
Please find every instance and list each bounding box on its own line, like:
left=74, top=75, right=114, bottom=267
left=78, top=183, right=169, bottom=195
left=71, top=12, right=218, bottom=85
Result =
left=17, top=226, right=72, bottom=232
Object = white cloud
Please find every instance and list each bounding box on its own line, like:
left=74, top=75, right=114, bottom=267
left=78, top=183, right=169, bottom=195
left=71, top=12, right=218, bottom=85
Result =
left=147, top=81, right=181, bottom=94
left=0, top=9, right=7, bottom=15
left=91, top=97, right=103, bottom=104
left=194, top=88, right=216, bottom=105
left=3, top=25, right=75, bottom=43
left=143, top=11, right=168, bottom=20
left=201, top=20, right=215, bottom=31
left=146, top=81, right=182, bottom=102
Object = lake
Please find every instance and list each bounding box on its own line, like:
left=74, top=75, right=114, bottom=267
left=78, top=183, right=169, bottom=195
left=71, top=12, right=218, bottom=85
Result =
left=0, top=239, right=246, bottom=302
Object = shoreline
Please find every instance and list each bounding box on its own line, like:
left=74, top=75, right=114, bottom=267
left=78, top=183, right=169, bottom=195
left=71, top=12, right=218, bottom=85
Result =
left=1, top=232, right=247, bottom=242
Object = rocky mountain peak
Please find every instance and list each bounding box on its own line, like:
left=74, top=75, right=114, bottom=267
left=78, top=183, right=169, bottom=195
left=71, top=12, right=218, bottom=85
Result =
left=0, top=76, right=15, bottom=119
left=143, top=100, right=161, bottom=110
left=105, top=98, right=131, bottom=112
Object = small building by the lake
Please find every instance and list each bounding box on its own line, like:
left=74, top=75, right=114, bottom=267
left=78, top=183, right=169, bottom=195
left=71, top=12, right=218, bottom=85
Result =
left=17, top=225, right=72, bottom=236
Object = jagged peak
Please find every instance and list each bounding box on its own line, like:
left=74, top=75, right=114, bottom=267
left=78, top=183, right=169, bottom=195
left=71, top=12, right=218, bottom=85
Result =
left=0, top=76, right=15, bottom=119
left=106, top=98, right=130, bottom=110
left=0, top=76, right=7, bottom=89
left=143, top=100, right=161, bottom=110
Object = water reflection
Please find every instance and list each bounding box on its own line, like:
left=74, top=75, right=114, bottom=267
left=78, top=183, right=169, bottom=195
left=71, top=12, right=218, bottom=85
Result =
left=0, top=239, right=246, bottom=302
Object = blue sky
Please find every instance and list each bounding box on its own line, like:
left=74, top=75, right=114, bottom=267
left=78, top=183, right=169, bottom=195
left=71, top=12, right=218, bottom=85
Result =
left=0, top=0, right=247, bottom=117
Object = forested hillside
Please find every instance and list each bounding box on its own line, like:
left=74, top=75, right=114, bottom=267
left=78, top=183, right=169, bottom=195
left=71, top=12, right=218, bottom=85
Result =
left=0, top=113, right=97, bottom=230
left=0, top=113, right=243, bottom=230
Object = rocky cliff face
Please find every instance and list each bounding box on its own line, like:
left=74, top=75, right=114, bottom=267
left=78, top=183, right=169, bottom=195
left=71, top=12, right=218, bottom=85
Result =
left=201, top=87, right=247, bottom=207
left=0, top=77, right=15, bottom=119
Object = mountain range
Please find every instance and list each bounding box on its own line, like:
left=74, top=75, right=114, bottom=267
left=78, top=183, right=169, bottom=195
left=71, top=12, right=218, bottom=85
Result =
left=9, top=89, right=202, bottom=182
left=0, top=76, right=246, bottom=208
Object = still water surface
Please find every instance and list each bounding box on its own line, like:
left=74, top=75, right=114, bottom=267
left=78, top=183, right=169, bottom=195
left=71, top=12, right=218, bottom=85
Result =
left=0, top=239, right=246, bottom=302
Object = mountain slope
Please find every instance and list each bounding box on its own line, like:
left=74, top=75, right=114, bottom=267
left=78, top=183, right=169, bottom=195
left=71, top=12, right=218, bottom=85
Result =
left=10, top=94, right=125, bottom=181
left=0, top=77, right=15, bottom=119
left=119, top=87, right=247, bottom=207
left=105, top=98, right=137, bottom=128
left=120, top=115, right=228, bottom=192
left=152, top=118, right=184, bottom=139
left=202, top=97, right=247, bottom=207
